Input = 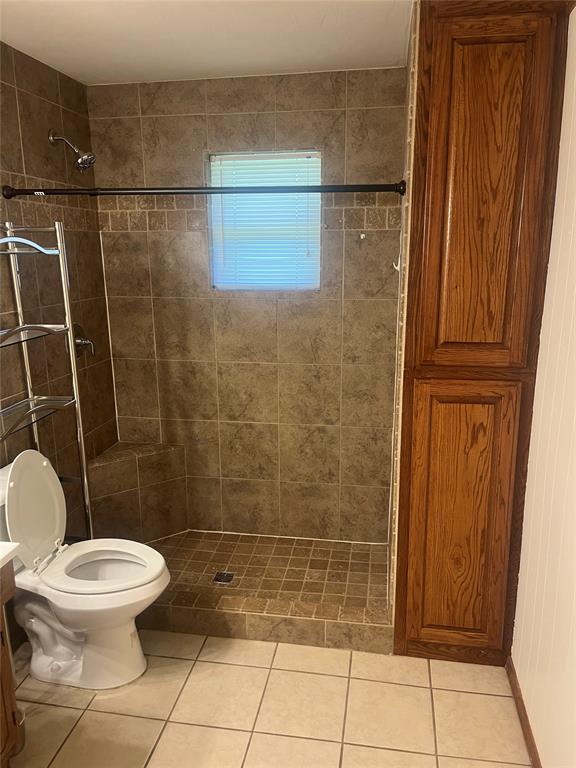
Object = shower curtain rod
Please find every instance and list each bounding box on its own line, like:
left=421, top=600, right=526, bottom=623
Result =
left=2, top=181, right=406, bottom=200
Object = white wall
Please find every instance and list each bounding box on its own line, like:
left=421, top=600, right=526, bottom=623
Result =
left=512, top=13, right=576, bottom=768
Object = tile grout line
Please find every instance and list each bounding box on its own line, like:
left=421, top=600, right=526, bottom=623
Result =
left=211, top=299, right=225, bottom=532
left=338, top=649, right=353, bottom=768
left=141, top=634, right=210, bottom=767
left=428, top=658, right=441, bottom=766
left=239, top=641, right=279, bottom=768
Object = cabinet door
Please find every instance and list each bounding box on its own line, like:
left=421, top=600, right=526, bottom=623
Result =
left=406, top=380, right=520, bottom=650
left=416, top=12, right=556, bottom=367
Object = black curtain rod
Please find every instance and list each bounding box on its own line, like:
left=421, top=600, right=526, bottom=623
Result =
left=2, top=181, right=406, bottom=200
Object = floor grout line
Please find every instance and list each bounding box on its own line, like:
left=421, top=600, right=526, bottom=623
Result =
left=142, top=634, right=209, bottom=767
left=239, top=642, right=279, bottom=768
left=338, top=649, right=353, bottom=768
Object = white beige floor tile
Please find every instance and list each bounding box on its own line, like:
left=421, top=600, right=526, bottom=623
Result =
left=245, top=733, right=341, bottom=768
left=438, top=759, right=530, bottom=767
left=170, top=661, right=268, bottom=730
left=273, top=643, right=350, bottom=676
left=342, top=744, right=437, bottom=767
left=17, top=675, right=96, bottom=709
left=89, top=656, right=192, bottom=719
left=147, top=722, right=250, bottom=768
left=434, top=689, right=530, bottom=764
left=199, top=636, right=276, bottom=667
left=139, top=629, right=205, bottom=660
left=11, top=701, right=82, bottom=768
left=351, top=652, right=429, bottom=687
left=256, top=669, right=348, bottom=742
left=345, top=679, right=435, bottom=754
left=50, top=710, right=163, bottom=768
left=430, top=660, right=512, bottom=696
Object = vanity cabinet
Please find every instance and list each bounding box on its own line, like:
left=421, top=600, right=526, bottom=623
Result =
left=1, top=563, right=20, bottom=767
left=396, top=1, right=572, bottom=664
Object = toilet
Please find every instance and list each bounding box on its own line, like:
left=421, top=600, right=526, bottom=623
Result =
left=0, top=450, right=170, bottom=690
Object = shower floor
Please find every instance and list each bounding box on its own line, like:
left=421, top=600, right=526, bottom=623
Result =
left=145, top=530, right=393, bottom=653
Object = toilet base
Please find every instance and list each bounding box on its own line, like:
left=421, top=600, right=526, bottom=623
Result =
left=16, top=594, right=148, bottom=689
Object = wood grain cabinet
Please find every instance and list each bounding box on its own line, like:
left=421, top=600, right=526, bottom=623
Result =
left=396, top=1, right=572, bottom=664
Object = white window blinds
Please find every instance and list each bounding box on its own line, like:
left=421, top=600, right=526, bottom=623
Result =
left=209, top=151, right=322, bottom=290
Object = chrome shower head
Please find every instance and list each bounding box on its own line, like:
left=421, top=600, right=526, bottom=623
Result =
left=48, top=130, right=96, bottom=172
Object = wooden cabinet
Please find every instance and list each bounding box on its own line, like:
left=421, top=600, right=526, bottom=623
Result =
left=416, top=11, right=559, bottom=368
left=406, top=381, right=520, bottom=650
left=396, top=1, right=572, bottom=664
left=1, top=564, right=20, bottom=767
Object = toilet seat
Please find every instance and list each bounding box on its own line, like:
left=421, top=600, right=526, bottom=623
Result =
left=40, top=538, right=166, bottom=595
left=2, top=450, right=166, bottom=596
left=3, top=450, right=66, bottom=570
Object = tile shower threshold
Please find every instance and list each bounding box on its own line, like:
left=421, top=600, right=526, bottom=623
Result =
left=141, top=529, right=393, bottom=653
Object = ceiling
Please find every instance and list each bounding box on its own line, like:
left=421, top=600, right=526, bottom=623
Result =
left=0, top=0, right=412, bottom=85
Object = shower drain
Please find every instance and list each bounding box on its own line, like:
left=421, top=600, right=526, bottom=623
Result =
left=213, top=571, right=235, bottom=584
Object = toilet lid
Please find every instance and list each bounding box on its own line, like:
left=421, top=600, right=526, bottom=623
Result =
left=5, top=450, right=66, bottom=569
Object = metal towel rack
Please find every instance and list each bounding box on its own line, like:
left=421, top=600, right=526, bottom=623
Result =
left=0, top=221, right=93, bottom=538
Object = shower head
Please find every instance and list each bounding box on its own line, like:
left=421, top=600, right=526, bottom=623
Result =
left=48, top=130, right=96, bottom=172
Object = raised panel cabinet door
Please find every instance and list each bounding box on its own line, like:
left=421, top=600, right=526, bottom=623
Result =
left=416, top=11, right=556, bottom=367
left=406, top=380, right=520, bottom=649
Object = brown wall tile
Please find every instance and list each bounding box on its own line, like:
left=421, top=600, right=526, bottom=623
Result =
left=0, top=83, right=23, bottom=172
left=206, top=76, right=276, bottom=113
left=278, top=300, right=341, bottom=363
left=114, top=358, right=159, bottom=417
left=92, top=489, right=142, bottom=540
left=153, top=298, right=214, bottom=361
left=340, top=427, right=391, bottom=486
left=59, top=72, right=88, bottom=115
left=279, top=364, right=340, bottom=425
left=214, top=299, right=277, bottom=362
left=246, top=614, right=325, bottom=646
left=218, top=362, right=278, bottom=422
left=90, top=117, right=144, bottom=185
left=279, top=425, right=339, bottom=483
left=341, top=364, right=394, bottom=428
left=276, top=110, right=345, bottom=183
left=101, top=232, right=151, bottom=296
left=142, top=115, right=206, bottom=185
left=346, top=68, right=407, bottom=108
left=161, top=419, right=220, bottom=477
left=279, top=481, right=339, bottom=538
left=346, top=107, right=405, bottom=183
left=220, top=422, right=278, bottom=480
left=149, top=231, right=210, bottom=297
left=138, top=445, right=186, bottom=486
left=141, top=477, right=187, bottom=541
left=87, top=84, right=140, bottom=117
left=222, top=478, right=279, bottom=534
left=0, top=43, right=15, bottom=85
left=89, top=456, right=138, bottom=498
left=342, top=300, right=397, bottom=365
left=187, top=476, right=222, bottom=530
left=339, top=485, right=389, bottom=542
left=139, top=79, right=206, bottom=116
left=207, top=113, right=275, bottom=152
left=117, top=416, right=161, bottom=443
left=18, top=91, right=66, bottom=181
left=343, top=230, right=400, bottom=299
left=276, top=72, right=345, bottom=110
left=157, top=360, right=218, bottom=420
left=108, top=297, right=156, bottom=358
left=14, top=49, right=59, bottom=102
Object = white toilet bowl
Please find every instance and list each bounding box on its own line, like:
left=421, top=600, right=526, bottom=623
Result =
left=0, top=450, right=170, bottom=689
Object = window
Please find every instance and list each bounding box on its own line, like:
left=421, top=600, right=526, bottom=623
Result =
left=209, top=151, right=322, bottom=291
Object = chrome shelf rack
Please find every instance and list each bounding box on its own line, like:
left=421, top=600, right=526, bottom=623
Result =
left=0, top=221, right=93, bottom=538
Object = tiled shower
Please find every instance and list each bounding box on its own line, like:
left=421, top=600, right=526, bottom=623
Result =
left=0, top=44, right=406, bottom=650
